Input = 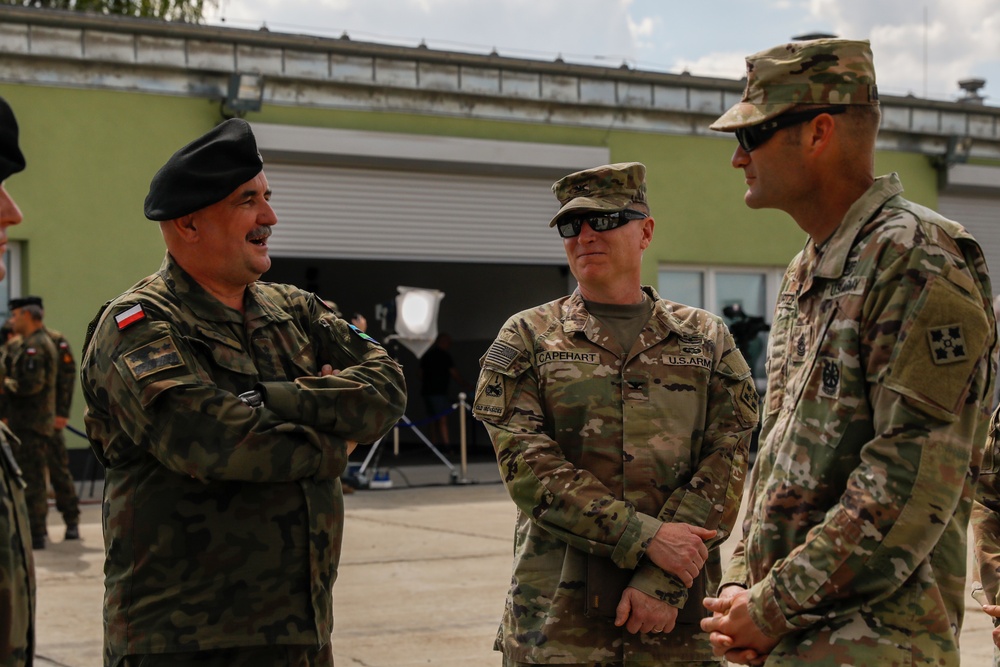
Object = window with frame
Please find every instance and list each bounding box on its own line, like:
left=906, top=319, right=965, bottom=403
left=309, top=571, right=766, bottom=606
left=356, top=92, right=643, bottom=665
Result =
left=658, top=265, right=784, bottom=388
left=0, top=241, right=24, bottom=322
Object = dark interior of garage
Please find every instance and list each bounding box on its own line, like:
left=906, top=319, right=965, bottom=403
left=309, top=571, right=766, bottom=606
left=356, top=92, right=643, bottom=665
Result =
left=265, top=255, right=572, bottom=465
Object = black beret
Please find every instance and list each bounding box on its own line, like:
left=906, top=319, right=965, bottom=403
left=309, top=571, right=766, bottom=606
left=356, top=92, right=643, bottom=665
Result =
left=9, top=295, right=42, bottom=310
left=143, top=118, right=264, bottom=221
left=0, top=96, right=26, bottom=184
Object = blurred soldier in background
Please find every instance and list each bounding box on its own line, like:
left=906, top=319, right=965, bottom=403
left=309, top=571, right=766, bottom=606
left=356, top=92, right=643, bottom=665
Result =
left=6, top=296, right=56, bottom=551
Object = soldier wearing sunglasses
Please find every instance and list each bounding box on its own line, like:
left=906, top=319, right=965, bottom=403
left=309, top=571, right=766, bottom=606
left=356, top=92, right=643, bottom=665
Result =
left=474, top=161, right=758, bottom=666
left=700, top=39, right=997, bottom=666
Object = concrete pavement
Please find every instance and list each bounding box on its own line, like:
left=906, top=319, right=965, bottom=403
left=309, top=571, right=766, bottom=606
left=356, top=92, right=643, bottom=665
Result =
left=32, top=460, right=997, bottom=666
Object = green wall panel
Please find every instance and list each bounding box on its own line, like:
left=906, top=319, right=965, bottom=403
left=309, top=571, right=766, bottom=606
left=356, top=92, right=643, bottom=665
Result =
left=0, top=83, right=946, bottom=440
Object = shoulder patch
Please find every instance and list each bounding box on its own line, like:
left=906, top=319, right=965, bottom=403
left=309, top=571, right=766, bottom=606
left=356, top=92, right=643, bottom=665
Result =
left=122, top=335, right=185, bottom=381
left=115, top=304, right=146, bottom=331
left=472, top=370, right=512, bottom=422
left=484, top=339, right=520, bottom=370
left=349, top=323, right=379, bottom=344
left=927, top=324, right=968, bottom=365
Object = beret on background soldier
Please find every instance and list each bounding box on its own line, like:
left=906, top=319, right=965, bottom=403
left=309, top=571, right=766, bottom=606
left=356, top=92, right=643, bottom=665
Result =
left=143, top=118, right=264, bottom=221
left=9, top=296, right=42, bottom=311
left=0, top=97, right=26, bottom=182
left=710, top=38, right=879, bottom=131
left=548, top=161, right=649, bottom=227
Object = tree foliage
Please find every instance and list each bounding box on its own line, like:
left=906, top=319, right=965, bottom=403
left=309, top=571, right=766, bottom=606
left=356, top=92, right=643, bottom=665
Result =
left=4, top=0, right=216, bottom=22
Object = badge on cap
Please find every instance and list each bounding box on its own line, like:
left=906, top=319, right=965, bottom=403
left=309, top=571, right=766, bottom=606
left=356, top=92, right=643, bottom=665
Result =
left=115, top=304, right=146, bottom=331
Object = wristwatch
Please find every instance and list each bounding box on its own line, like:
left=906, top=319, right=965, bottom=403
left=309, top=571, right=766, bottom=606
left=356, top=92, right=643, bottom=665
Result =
left=238, top=389, right=264, bottom=408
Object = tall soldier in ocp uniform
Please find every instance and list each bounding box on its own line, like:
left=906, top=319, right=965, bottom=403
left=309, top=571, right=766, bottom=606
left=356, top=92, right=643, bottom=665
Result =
left=6, top=297, right=57, bottom=551
left=700, top=39, right=998, bottom=666
left=81, top=119, right=406, bottom=667
left=0, top=95, right=34, bottom=667
left=474, top=162, right=757, bottom=665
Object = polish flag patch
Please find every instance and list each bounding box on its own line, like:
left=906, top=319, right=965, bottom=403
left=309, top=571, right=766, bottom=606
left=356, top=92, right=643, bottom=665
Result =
left=115, top=304, right=146, bottom=331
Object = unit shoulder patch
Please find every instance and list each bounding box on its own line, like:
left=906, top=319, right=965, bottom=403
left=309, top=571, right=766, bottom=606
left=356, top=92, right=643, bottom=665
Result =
left=927, top=324, right=968, bottom=365
left=122, top=335, right=185, bottom=381
left=473, top=370, right=513, bottom=423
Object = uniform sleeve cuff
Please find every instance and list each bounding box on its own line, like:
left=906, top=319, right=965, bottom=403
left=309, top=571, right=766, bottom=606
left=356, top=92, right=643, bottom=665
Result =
left=747, top=578, right=793, bottom=639
left=720, top=556, right=748, bottom=591
left=256, top=381, right=317, bottom=426
left=611, top=512, right=662, bottom=570
left=628, top=563, right=688, bottom=607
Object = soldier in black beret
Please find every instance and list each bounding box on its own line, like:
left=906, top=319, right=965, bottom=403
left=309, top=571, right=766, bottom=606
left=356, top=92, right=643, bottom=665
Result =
left=0, top=94, right=34, bottom=667
left=83, top=121, right=406, bottom=667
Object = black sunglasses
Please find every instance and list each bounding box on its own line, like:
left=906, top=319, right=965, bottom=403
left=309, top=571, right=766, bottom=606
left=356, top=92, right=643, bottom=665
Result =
left=735, top=106, right=847, bottom=153
left=557, top=209, right=648, bottom=238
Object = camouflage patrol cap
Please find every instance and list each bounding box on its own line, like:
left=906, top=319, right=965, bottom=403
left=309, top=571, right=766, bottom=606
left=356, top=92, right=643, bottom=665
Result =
left=710, top=38, right=878, bottom=132
left=549, top=162, right=648, bottom=227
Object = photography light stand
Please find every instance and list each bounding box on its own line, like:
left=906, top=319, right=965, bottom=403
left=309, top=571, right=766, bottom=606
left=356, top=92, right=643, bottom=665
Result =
left=355, top=413, right=460, bottom=487
left=351, top=285, right=474, bottom=487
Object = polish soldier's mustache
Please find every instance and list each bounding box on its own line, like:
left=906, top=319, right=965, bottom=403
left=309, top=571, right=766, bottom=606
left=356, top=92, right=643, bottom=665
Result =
left=246, top=227, right=272, bottom=244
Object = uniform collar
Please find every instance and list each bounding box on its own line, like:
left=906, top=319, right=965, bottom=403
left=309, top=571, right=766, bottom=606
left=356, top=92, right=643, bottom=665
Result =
left=561, top=285, right=688, bottom=341
left=810, top=173, right=904, bottom=280
left=159, top=253, right=289, bottom=326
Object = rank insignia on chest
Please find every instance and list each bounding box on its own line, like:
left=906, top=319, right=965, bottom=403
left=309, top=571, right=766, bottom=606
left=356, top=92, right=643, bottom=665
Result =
left=818, top=358, right=841, bottom=400
left=927, top=324, right=968, bottom=365
left=790, top=324, right=810, bottom=364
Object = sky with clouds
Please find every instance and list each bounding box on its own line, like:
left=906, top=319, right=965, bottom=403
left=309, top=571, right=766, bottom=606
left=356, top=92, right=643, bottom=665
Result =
left=204, top=0, right=1000, bottom=105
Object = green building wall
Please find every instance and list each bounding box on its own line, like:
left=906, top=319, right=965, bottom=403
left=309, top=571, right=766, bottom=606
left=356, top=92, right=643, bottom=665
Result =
left=0, top=82, right=942, bottom=439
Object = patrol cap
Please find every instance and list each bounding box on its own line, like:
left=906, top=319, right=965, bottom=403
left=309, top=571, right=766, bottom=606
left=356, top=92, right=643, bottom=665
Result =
left=549, top=162, right=648, bottom=227
left=710, top=38, right=878, bottom=132
left=9, top=295, right=42, bottom=310
left=0, top=96, right=26, bottom=183
left=144, top=118, right=264, bottom=221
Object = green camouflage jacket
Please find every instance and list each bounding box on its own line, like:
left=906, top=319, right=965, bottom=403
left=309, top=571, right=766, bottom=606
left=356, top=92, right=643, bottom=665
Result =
left=725, top=174, right=997, bottom=664
left=474, top=286, right=757, bottom=663
left=45, top=328, right=75, bottom=419
left=4, top=328, right=56, bottom=437
left=0, top=422, right=34, bottom=666
left=81, top=253, right=406, bottom=660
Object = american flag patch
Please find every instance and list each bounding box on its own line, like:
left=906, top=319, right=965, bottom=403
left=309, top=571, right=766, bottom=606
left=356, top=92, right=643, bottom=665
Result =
left=485, top=340, right=520, bottom=370
left=115, top=304, right=146, bottom=331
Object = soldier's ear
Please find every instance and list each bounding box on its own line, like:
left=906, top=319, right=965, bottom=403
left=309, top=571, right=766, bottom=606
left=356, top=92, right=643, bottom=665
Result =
left=170, top=214, right=199, bottom=241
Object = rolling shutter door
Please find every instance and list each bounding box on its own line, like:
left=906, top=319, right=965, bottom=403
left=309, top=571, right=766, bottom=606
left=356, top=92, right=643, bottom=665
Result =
left=264, top=162, right=567, bottom=264
left=938, top=192, right=1000, bottom=293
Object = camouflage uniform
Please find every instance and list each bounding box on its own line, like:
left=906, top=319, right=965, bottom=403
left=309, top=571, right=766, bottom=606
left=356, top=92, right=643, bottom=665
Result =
left=4, top=327, right=57, bottom=541
left=723, top=175, right=997, bottom=665
left=474, top=286, right=757, bottom=664
left=42, top=327, right=79, bottom=528
left=0, top=421, right=34, bottom=665
left=81, top=253, right=406, bottom=665
left=974, top=409, right=1000, bottom=665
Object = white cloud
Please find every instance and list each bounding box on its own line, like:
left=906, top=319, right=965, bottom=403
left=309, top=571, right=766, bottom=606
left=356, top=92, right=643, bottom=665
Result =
left=672, top=51, right=747, bottom=79
left=204, top=0, right=1000, bottom=104
left=804, top=0, right=1000, bottom=98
